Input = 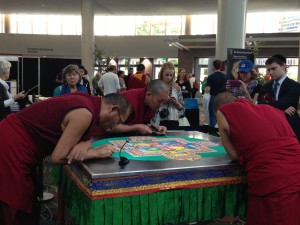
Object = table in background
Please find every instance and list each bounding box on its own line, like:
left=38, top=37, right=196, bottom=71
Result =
left=57, top=131, right=246, bottom=225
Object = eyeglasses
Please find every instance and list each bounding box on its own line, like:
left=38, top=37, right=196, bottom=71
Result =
left=117, top=109, right=125, bottom=124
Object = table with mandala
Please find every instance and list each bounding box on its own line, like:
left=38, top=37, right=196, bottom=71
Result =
left=58, top=131, right=246, bottom=225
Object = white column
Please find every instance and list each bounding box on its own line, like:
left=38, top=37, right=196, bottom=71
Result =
left=4, top=14, right=10, bottom=33
left=185, top=15, right=192, bottom=35
left=81, top=0, right=95, bottom=80
left=215, top=0, right=247, bottom=60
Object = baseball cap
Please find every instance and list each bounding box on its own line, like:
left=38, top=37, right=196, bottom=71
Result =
left=238, top=60, right=254, bottom=73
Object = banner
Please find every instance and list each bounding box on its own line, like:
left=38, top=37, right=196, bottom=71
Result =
left=226, top=48, right=254, bottom=80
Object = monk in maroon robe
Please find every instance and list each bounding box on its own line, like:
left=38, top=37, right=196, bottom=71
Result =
left=111, top=80, right=169, bottom=135
left=214, top=92, right=300, bottom=225
left=0, top=92, right=131, bottom=225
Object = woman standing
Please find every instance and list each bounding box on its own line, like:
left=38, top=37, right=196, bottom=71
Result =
left=53, top=65, right=88, bottom=96
left=0, top=60, right=26, bottom=121
left=176, top=68, right=192, bottom=99
left=117, top=70, right=127, bottom=93
left=227, top=60, right=261, bottom=103
left=152, top=62, right=184, bottom=129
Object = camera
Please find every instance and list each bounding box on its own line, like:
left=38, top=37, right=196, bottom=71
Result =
left=159, top=108, right=169, bottom=118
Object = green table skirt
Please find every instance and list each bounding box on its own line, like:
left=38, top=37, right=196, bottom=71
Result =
left=59, top=167, right=247, bottom=225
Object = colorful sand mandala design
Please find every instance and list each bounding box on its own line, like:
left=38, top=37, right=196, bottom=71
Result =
left=106, top=136, right=219, bottom=161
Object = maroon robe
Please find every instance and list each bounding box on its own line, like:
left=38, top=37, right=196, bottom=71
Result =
left=127, top=73, right=146, bottom=90
left=219, top=98, right=300, bottom=225
left=122, top=88, right=155, bottom=125
left=0, top=92, right=104, bottom=214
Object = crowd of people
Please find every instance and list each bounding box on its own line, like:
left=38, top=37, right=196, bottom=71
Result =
left=203, top=55, right=300, bottom=141
left=1, top=53, right=300, bottom=225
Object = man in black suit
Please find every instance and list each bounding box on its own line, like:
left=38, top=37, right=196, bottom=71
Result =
left=258, top=56, right=300, bottom=141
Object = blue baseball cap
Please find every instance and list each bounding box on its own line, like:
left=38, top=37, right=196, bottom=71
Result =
left=238, top=60, right=254, bottom=73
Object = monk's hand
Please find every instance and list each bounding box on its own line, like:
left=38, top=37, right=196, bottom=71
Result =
left=134, top=124, right=152, bottom=135
left=67, top=142, right=89, bottom=164
left=93, top=144, right=117, bottom=158
left=157, top=126, right=167, bottom=134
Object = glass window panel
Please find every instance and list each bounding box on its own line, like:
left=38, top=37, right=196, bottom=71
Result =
left=62, top=16, right=79, bottom=35
left=200, top=67, right=208, bottom=80
left=136, top=16, right=151, bottom=35
left=191, top=15, right=217, bottom=35
left=120, top=16, right=136, bottom=35
left=17, top=15, right=32, bottom=34
left=119, top=58, right=130, bottom=65
left=168, top=58, right=178, bottom=65
left=0, top=14, right=3, bottom=33
left=130, top=58, right=140, bottom=65
left=119, top=66, right=128, bottom=75
left=151, top=16, right=166, bottom=35
left=198, top=58, right=209, bottom=65
left=257, top=68, right=267, bottom=76
left=151, top=24, right=165, bottom=35
left=287, top=66, right=298, bottom=81
left=255, top=58, right=268, bottom=66
left=154, top=58, right=164, bottom=64
left=246, top=13, right=265, bottom=33
left=166, top=16, right=184, bottom=35
left=154, top=66, right=161, bottom=79
left=166, top=16, right=182, bottom=24
left=48, top=15, right=62, bottom=35
left=94, top=16, right=107, bottom=35
left=166, top=23, right=182, bottom=35
left=286, top=58, right=298, bottom=66
left=151, top=16, right=165, bottom=23
left=32, top=15, right=47, bottom=34
left=118, top=58, right=126, bottom=65
left=109, top=59, right=117, bottom=65
left=10, top=15, right=17, bottom=33
left=106, top=16, right=121, bottom=36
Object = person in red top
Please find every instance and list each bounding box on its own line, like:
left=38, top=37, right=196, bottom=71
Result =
left=111, top=79, right=169, bottom=135
left=0, top=92, right=131, bottom=225
left=214, top=92, right=300, bottom=225
left=127, top=63, right=150, bottom=90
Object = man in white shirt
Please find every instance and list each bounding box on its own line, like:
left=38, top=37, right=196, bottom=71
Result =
left=98, top=65, right=121, bottom=96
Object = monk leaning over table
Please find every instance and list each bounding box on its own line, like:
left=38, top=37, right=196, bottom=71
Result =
left=0, top=92, right=131, bottom=225
left=214, top=92, right=300, bottom=225
left=110, top=79, right=169, bottom=135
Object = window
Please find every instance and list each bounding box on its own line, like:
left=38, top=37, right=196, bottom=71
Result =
left=47, top=15, right=62, bottom=35
left=191, top=15, right=217, bottom=35
left=136, top=16, right=151, bottom=35
left=0, top=14, right=4, bottom=33
left=15, top=15, right=32, bottom=34
left=32, top=15, right=47, bottom=34
left=62, top=16, right=81, bottom=35
left=166, top=16, right=184, bottom=35
left=151, top=16, right=166, bottom=35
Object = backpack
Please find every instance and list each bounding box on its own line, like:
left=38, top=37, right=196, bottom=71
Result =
left=193, top=81, right=199, bottom=91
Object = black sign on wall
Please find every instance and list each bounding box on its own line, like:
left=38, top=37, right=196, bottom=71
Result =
left=226, top=48, right=254, bottom=80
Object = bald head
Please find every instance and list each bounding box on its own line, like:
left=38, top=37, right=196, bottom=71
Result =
left=145, top=80, right=169, bottom=109
left=147, top=79, right=169, bottom=96
left=213, top=92, right=237, bottom=113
